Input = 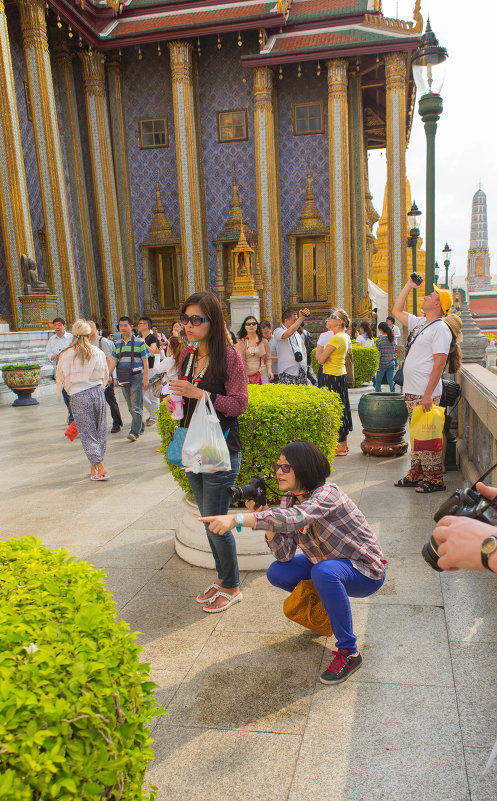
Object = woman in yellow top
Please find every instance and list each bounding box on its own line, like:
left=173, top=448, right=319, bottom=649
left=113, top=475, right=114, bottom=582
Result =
left=317, top=308, right=353, bottom=456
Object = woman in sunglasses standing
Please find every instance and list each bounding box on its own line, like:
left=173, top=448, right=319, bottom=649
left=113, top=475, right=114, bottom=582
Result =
left=200, top=440, right=387, bottom=684
left=317, top=309, right=353, bottom=456
left=166, top=292, right=248, bottom=612
left=236, top=316, right=273, bottom=384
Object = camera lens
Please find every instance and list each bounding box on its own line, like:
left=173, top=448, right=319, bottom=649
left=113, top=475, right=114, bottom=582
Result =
left=226, top=486, right=242, bottom=504
left=422, top=535, right=443, bottom=572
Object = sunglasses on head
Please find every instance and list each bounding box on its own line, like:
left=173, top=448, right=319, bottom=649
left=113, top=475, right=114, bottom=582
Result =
left=272, top=462, right=292, bottom=474
left=179, top=314, right=210, bottom=327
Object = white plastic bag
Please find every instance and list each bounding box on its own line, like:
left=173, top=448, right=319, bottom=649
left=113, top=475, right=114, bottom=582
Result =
left=181, top=393, right=231, bottom=474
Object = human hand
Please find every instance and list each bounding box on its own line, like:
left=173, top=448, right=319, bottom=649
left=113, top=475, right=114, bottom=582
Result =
left=268, top=371, right=274, bottom=382
left=475, top=482, right=497, bottom=501
left=407, top=276, right=421, bottom=290
left=299, top=308, right=311, bottom=319
left=199, top=514, right=236, bottom=535
left=245, top=500, right=269, bottom=513
left=421, top=392, right=433, bottom=412
left=164, top=396, right=174, bottom=415
left=169, top=379, right=202, bottom=399
left=433, top=515, right=497, bottom=571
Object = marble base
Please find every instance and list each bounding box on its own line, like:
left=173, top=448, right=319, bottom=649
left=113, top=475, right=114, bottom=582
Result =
left=228, top=294, right=261, bottom=333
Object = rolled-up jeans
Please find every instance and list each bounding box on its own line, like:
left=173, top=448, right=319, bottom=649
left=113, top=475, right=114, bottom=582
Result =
left=119, top=371, right=144, bottom=437
left=187, top=451, right=242, bottom=588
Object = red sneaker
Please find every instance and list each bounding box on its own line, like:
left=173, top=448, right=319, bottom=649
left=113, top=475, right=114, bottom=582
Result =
left=320, top=649, right=362, bottom=685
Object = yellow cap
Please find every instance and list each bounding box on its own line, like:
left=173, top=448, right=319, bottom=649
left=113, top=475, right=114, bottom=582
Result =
left=433, top=284, right=453, bottom=314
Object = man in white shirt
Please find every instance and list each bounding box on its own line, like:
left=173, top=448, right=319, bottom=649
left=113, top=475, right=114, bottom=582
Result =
left=273, top=308, right=310, bottom=385
left=88, top=320, right=123, bottom=433
left=46, top=317, right=73, bottom=424
left=386, top=316, right=401, bottom=344
left=391, top=277, right=453, bottom=493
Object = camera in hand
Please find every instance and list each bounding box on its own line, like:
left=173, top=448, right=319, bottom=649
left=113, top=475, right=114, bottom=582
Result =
left=422, top=487, right=497, bottom=571
left=227, top=475, right=267, bottom=507
left=410, top=272, right=423, bottom=286
left=293, top=351, right=303, bottom=362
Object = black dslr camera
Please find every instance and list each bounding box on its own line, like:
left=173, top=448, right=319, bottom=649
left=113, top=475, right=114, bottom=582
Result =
left=422, top=485, right=497, bottom=572
left=227, top=475, right=267, bottom=507
left=410, top=272, right=423, bottom=286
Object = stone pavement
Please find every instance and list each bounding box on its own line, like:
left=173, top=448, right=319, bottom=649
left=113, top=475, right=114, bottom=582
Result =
left=2, top=394, right=497, bottom=801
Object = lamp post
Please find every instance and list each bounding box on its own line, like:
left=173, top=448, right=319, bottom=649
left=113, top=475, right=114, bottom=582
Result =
left=434, top=262, right=440, bottom=285
left=412, top=20, right=448, bottom=294
left=407, top=201, right=422, bottom=315
left=442, top=242, right=452, bottom=288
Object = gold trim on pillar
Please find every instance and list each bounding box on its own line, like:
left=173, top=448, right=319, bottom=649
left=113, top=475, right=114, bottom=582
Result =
left=79, top=48, right=127, bottom=329
left=18, top=0, right=79, bottom=322
left=385, top=52, right=408, bottom=311
left=348, top=70, right=368, bottom=316
left=168, top=40, right=207, bottom=296
left=106, top=54, right=140, bottom=318
left=252, top=66, right=282, bottom=322
left=327, top=58, right=351, bottom=312
left=0, top=0, right=36, bottom=329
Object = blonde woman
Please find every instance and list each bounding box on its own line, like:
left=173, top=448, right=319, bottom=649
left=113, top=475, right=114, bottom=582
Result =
left=317, top=308, right=353, bottom=456
left=56, top=320, right=109, bottom=480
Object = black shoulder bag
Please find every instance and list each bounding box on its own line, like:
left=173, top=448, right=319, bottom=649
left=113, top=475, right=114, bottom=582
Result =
left=393, top=320, right=442, bottom=387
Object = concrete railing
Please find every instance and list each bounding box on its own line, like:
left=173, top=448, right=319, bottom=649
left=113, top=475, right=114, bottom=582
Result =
left=457, top=364, right=497, bottom=485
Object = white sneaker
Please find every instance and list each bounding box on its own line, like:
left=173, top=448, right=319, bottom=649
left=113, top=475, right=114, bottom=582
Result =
left=127, top=433, right=138, bottom=442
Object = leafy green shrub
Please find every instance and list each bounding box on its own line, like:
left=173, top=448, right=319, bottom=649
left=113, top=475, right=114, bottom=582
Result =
left=157, top=383, right=343, bottom=498
left=310, top=346, right=378, bottom=387
left=1, top=364, right=40, bottom=370
left=0, top=536, right=163, bottom=801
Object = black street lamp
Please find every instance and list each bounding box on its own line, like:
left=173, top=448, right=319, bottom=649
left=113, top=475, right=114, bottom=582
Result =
left=412, top=20, right=449, bottom=294
left=442, top=242, right=452, bottom=288
left=434, top=261, right=440, bottom=285
left=407, top=201, right=422, bottom=315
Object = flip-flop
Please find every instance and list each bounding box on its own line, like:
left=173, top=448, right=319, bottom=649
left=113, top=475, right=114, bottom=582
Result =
left=90, top=474, right=109, bottom=481
left=415, top=482, right=446, bottom=494
left=196, top=583, right=222, bottom=604
left=202, top=591, right=243, bottom=613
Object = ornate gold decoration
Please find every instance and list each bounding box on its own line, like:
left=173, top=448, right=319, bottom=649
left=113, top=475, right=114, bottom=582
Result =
left=412, top=0, right=423, bottom=34
left=385, top=52, right=408, bottom=309
left=290, top=164, right=328, bottom=238
left=365, top=0, right=423, bottom=33
left=18, top=0, right=79, bottom=322
left=231, top=221, right=256, bottom=297
left=19, top=294, right=57, bottom=331
left=252, top=66, right=282, bottom=321
left=348, top=71, right=368, bottom=316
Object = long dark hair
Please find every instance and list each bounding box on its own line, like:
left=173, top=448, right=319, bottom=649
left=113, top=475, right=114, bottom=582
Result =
left=378, top=322, right=394, bottom=342
left=238, top=315, right=263, bottom=342
left=447, top=336, right=462, bottom=374
left=359, top=321, right=373, bottom=340
left=181, top=291, right=229, bottom=383
left=280, top=441, right=330, bottom=493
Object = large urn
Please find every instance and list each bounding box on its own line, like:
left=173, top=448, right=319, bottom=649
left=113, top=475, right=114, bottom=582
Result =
left=358, top=392, right=409, bottom=457
left=1, top=365, right=41, bottom=406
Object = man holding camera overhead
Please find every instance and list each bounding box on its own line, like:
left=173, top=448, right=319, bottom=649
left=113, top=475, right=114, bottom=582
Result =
left=391, top=276, right=452, bottom=494
left=273, top=308, right=311, bottom=385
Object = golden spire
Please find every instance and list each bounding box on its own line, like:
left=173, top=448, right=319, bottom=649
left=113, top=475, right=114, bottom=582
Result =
left=290, top=163, right=327, bottom=237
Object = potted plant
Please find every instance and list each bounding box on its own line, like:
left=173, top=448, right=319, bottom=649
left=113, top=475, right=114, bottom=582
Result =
left=1, top=363, right=41, bottom=406
left=157, top=383, right=343, bottom=569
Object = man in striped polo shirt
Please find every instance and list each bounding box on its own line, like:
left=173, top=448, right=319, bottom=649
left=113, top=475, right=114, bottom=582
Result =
left=108, top=317, right=149, bottom=442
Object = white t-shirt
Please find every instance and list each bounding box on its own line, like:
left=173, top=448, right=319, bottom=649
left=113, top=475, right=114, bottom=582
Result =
left=273, top=327, right=304, bottom=376
left=356, top=333, right=374, bottom=347
left=403, top=314, right=452, bottom=396
left=391, top=324, right=401, bottom=344
left=317, top=331, right=352, bottom=351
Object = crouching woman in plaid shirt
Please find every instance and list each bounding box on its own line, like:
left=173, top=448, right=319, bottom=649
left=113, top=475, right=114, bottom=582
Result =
left=200, top=441, right=387, bottom=685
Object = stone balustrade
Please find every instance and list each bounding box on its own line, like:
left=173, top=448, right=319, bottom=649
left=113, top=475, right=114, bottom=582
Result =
left=457, top=364, right=497, bottom=485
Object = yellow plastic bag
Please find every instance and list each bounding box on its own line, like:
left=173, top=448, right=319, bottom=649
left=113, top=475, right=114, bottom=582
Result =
left=410, top=404, right=445, bottom=453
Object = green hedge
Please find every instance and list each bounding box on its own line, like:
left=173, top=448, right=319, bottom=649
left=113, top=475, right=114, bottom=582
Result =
left=0, top=537, right=163, bottom=801
left=311, top=345, right=379, bottom=388
left=157, top=383, right=343, bottom=498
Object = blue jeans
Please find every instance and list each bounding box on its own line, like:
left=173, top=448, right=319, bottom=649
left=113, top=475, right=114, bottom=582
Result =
left=187, top=451, right=242, bottom=588
left=374, top=365, right=395, bottom=393
left=267, top=556, right=385, bottom=652
left=120, top=372, right=144, bottom=437
left=62, top=387, right=74, bottom=424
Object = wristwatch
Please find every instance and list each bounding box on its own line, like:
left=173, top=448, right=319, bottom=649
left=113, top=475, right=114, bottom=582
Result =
left=481, top=535, right=497, bottom=571
left=235, top=513, right=244, bottom=533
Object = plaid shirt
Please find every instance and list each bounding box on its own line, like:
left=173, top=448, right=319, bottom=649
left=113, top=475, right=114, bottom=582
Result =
left=253, top=483, right=387, bottom=579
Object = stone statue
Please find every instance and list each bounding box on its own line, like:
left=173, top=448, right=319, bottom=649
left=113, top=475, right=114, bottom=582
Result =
left=21, top=254, right=51, bottom=295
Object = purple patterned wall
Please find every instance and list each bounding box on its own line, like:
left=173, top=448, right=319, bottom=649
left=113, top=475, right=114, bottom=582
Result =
left=277, top=61, right=330, bottom=305
left=121, top=44, right=179, bottom=302
left=197, top=34, right=258, bottom=288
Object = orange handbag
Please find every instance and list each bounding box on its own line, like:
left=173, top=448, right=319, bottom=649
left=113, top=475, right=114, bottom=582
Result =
left=283, top=526, right=333, bottom=637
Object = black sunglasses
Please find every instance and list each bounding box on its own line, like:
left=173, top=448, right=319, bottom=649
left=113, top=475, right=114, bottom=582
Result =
left=180, top=314, right=210, bottom=327
left=272, top=462, right=292, bottom=474
left=245, top=321, right=257, bottom=326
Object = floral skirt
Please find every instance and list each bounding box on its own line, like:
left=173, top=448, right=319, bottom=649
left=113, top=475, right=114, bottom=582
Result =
left=323, top=373, right=353, bottom=441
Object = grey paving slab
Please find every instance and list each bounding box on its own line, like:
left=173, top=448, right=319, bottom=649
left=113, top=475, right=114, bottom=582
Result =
left=464, top=747, right=497, bottom=801
left=369, top=514, right=435, bottom=556
left=88, top=528, right=176, bottom=568
left=98, top=566, right=158, bottom=610
left=442, top=572, right=497, bottom=643
left=450, top=642, right=497, bottom=748
left=130, top=562, right=229, bottom=598
left=147, top=725, right=301, bottom=801
left=288, top=683, right=469, bottom=801
left=359, top=482, right=443, bottom=519
left=162, top=630, right=324, bottom=734
left=355, top=554, right=443, bottom=606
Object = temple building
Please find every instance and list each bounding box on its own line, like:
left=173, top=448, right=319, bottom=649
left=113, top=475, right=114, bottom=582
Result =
left=466, top=187, right=497, bottom=335
left=0, top=0, right=424, bottom=332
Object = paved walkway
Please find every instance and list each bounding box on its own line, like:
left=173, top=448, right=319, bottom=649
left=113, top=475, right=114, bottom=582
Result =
left=2, top=394, right=497, bottom=801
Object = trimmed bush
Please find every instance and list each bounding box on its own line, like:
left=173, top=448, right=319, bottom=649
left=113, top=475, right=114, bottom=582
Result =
left=310, top=346, right=379, bottom=387
left=0, top=536, right=163, bottom=801
left=157, top=383, right=343, bottom=497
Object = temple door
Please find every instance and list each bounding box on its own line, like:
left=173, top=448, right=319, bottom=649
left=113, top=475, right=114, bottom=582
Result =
left=298, top=239, right=327, bottom=303
left=153, top=248, right=179, bottom=310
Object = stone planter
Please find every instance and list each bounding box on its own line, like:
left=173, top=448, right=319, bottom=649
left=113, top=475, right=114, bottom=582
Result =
left=175, top=495, right=273, bottom=571
left=1, top=365, right=41, bottom=406
left=358, top=392, right=409, bottom=457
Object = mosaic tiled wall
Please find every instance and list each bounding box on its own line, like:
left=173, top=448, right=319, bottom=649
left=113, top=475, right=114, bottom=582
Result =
left=122, top=44, right=179, bottom=307
left=277, top=61, right=330, bottom=306
left=0, top=222, right=8, bottom=317
left=197, top=34, right=258, bottom=288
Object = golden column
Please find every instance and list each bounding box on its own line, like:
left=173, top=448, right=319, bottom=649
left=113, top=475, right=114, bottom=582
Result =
left=18, top=0, right=79, bottom=322
left=106, top=55, right=140, bottom=318
left=51, top=35, right=100, bottom=320
left=0, top=0, right=36, bottom=329
left=385, top=52, right=408, bottom=311
left=252, top=66, right=282, bottom=321
left=79, top=49, right=127, bottom=328
left=348, top=71, right=368, bottom=316
left=168, top=41, right=207, bottom=296
left=327, top=58, right=352, bottom=312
